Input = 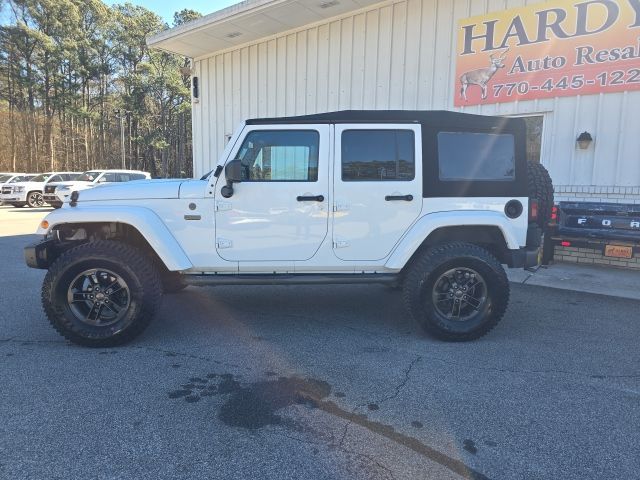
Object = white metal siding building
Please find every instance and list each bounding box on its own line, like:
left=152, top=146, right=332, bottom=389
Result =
left=149, top=0, right=640, bottom=205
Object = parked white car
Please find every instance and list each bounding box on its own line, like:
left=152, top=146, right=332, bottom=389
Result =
left=44, top=169, right=151, bottom=208
left=1, top=174, right=37, bottom=205
left=3, top=172, right=80, bottom=208
left=27, top=110, right=553, bottom=347
left=1, top=173, right=22, bottom=204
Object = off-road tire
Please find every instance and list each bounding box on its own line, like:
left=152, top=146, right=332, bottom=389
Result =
left=161, top=271, right=188, bottom=294
left=527, top=162, right=554, bottom=231
left=402, top=242, right=509, bottom=341
left=42, top=240, right=162, bottom=347
left=27, top=191, right=44, bottom=208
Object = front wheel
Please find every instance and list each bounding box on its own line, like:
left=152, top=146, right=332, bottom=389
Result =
left=402, top=242, right=509, bottom=341
left=42, top=241, right=162, bottom=347
left=27, top=191, right=44, bottom=208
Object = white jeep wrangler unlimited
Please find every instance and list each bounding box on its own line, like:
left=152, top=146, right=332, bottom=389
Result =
left=25, top=111, right=552, bottom=347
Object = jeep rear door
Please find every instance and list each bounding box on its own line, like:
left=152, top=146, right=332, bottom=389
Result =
left=214, top=124, right=330, bottom=262
left=332, top=124, right=423, bottom=261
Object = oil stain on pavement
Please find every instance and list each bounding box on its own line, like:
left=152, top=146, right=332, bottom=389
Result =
left=168, top=373, right=490, bottom=480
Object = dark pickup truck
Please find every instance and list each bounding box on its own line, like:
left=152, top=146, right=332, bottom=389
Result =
left=550, top=201, right=640, bottom=260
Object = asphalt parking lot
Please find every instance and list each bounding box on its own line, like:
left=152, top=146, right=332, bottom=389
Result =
left=1, top=204, right=639, bottom=480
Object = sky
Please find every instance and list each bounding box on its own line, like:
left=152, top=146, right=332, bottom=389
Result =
left=104, top=0, right=239, bottom=23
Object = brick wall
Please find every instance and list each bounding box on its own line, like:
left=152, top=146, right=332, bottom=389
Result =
left=554, top=185, right=640, bottom=204
left=554, top=245, right=640, bottom=270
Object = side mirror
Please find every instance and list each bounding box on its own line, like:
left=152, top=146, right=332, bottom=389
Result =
left=225, top=159, right=243, bottom=183
left=221, top=159, right=242, bottom=198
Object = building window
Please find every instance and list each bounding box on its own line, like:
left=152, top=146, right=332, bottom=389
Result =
left=437, top=132, right=515, bottom=181
left=236, top=130, right=319, bottom=182
left=341, top=130, right=415, bottom=181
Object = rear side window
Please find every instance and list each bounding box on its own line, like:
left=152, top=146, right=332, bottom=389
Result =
left=130, top=173, right=147, bottom=180
left=437, top=132, right=515, bottom=181
left=236, top=130, right=319, bottom=182
left=341, top=130, right=415, bottom=181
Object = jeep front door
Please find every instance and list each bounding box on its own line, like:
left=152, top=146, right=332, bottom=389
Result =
left=214, top=125, right=330, bottom=262
left=332, top=124, right=422, bottom=261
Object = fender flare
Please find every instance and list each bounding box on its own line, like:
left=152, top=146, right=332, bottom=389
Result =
left=385, top=211, right=521, bottom=270
left=37, top=205, right=193, bottom=271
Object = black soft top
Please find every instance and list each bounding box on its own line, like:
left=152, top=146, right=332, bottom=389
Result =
left=246, top=109, right=527, bottom=198
left=246, top=110, right=522, bottom=131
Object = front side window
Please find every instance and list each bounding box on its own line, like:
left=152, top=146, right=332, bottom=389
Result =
left=101, top=173, right=118, bottom=182
left=76, top=171, right=101, bottom=182
left=341, top=130, right=415, bottom=181
left=236, top=130, right=319, bottom=182
left=438, top=132, right=515, bottom=181
left=31, top=174, right=51, bottom=182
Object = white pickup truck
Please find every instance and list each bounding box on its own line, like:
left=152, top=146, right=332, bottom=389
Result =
left=26, top=110, right=553, bottom=347
left=43, top=169, right=151, bottom=208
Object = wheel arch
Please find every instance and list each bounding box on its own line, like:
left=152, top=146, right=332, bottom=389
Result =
left=386, top=211, right=520, bottom=270
left=39, top=207, right=192, bottom=271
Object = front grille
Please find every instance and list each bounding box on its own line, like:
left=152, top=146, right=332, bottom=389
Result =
left=44, top=185, right=56, bottom=194
left=1, top=186, right=12, bottom=194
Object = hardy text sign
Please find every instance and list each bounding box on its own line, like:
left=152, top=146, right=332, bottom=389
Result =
left=455, top=0, right=640, bottom=106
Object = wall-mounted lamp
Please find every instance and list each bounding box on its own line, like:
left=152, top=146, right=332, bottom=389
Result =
left=576, top=131, right=593, bottom=150
left=192, top=76, right=199, bottom=103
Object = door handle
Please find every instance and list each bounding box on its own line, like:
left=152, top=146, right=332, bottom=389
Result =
left=297, top=195, right=325, bottom=202
left=385, top=194, right=414, bottom=201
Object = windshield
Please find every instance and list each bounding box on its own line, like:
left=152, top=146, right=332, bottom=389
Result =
left=75, top=171, right=102, bottom=182
left=0, top=175, right=11, bottom=182
left=9, top=175, right=30, bottom=183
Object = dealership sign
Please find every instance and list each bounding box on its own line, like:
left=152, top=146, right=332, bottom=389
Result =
left=455, top=0, right=640, bottom=106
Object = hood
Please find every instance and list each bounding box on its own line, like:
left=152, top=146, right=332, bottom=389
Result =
left=50, top=180, right=91, bottom=188
left=12, top=180, right=45, bottom=188
left=77, top=179, right=184, bottom=202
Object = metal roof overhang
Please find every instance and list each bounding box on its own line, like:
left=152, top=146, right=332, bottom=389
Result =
left=147, top=0, right=384, bottom=59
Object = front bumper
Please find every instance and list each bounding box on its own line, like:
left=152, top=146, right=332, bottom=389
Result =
left=3, top=192, right=26, bottom=202
left=43, top=194, right=63, bottom=206
left=508, top=246, right=541, bottom=269
left=24, top=238, right=55, bottom=269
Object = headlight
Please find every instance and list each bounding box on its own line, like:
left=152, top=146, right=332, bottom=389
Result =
left=14, top=186, right=25, bottom=192
left=58, top=186, right=70, bottom=191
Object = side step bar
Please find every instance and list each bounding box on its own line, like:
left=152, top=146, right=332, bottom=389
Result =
left=183, top=273, right=399, bottom=286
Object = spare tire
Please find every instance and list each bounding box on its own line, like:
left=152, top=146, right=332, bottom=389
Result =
left=527, top=162, right=554, bottom=231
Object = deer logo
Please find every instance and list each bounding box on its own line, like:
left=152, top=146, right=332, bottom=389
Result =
left=460, top=48, right=509, bottom=101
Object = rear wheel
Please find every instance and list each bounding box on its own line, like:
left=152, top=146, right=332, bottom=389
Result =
left=42, top=240, right=162, bottom=347
left=27, top=191, right=44, bottom=208
left=11, top=202, right=26, bottom=208
left=403, top=242, right=509, bottom=341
